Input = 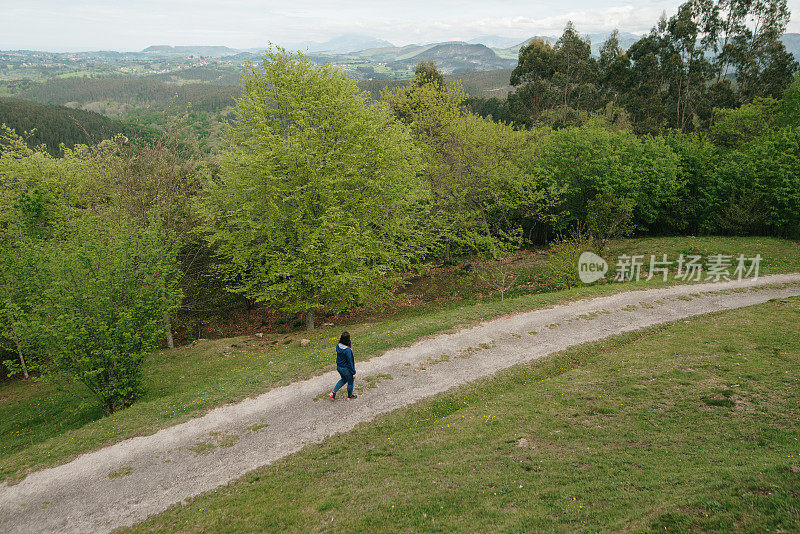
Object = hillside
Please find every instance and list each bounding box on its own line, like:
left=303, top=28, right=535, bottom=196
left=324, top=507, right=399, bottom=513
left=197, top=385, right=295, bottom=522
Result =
left=15, top=77, right=240, bottom=116
left=783, top=33, right=800, bottom=61
left=141, top=45, right=241, bottom=58
left=392, top=42, right=516, bottom=72
left=356, top=68, right=513, bottom=99
left=0, top=96, right=126, bottom=154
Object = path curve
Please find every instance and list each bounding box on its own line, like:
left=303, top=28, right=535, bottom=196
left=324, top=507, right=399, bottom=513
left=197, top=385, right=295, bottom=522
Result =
left=2, top=274, right=800, bottom=533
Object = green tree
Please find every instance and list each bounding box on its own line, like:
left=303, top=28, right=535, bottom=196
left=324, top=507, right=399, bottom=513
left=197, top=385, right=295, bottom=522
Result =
left=728, top=0, right=797, bottom=101
left=711, top=127, right=800, bottom=237
left=508, top=23, right=599, bottom=127
left=710, top=97, right=780, bottom=147
left=778, top=73, right=800, bottom=127
left=199, top=49, right=431, bottom=330
left=384, top=70, right=560, bottom=257
left=617, top=0, right=796, bottom=133
left=413, top=59, right=445, bottom=88
left=37, top=215, right=181, bottom=413
left=597, top=30, right=631, bottom=118
left=585, top=191, right=635, bottom=252
left=534, top=121, right=682, bottom=232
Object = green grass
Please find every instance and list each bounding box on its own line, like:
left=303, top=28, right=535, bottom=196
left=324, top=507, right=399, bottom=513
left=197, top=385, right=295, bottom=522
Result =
left=0, top=236, right=798, bottom=484
left=127, top=297, right=800, bottom=533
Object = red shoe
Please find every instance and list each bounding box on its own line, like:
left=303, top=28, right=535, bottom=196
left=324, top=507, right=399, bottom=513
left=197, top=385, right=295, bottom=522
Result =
left=346, top=394, right=358, bottom=400
left=328, top=392, right=335, bottom=400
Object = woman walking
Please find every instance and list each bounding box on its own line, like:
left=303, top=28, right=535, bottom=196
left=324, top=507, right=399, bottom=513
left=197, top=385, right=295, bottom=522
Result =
left=329, top=331, right=357, bottom=400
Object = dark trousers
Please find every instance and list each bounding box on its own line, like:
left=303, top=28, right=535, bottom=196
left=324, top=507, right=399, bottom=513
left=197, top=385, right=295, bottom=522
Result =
left=333, top=367, right=354, bottom=397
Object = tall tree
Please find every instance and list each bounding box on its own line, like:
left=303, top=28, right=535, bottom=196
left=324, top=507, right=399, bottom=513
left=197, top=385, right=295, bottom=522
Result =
left=729, top=0, right=797, bottom=100
left=384, top=65, right=560, bottom=258
left=199, top=49, right=432, bottom=330
left=40, top=215, right=181, bottom=413
left=413, top=59, right=446, bottom=88
left=598, top=30, right=632, bottom=117
left=508, top=23, right=598, bottom=127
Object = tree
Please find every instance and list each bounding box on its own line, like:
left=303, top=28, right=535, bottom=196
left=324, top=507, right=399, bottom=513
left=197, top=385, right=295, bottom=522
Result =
left=624, top=31, right=670, bottom=134
left=718, top=128, right=800, bottom=237
left=508, top=23, right=599, bottom=127
left=384, top=68, right=561, bottom=258
left=661, top=0, right=717, bottom=132
left=533, top=121, right=682, bottom=232
left=778, top=73, right=800, bottom=127
left=598, top=30, right=631, bottom=117
left=413, top=59, right=445, bottom=88
left=728, top=0, right=797, bottom=101
left=585, top=191, right=635, bottom=252
left=37, top=215, right=181, bottom=413
left=709, top=97, right=780, bottom=147
left=199, top=48, right=432, bottom=329
left=116, top=121, right=206, bottom=348
left=0, top=187, right=54, bottom=379
left=614, top=0, right=797, bottom=133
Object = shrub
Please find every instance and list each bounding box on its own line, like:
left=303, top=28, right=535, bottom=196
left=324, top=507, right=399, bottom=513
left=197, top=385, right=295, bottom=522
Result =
left=38, top=215, right=181, bottom=413
left=541, top=230, right=597, bottom=290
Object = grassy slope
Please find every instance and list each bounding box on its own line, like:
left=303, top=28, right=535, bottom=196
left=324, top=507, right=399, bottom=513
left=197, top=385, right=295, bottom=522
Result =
left=1, top=236, right=799, bottom=483
left=129, top=297, right=800, bottom=533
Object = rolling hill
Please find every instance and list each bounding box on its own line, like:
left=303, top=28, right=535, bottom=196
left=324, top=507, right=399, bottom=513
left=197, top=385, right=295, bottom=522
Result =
left=390, top=42, right=516, bottom=72
left=141, top=45, right=241, bottom=58
left=15, top=77, right=240, bottom=116
left=355, top=68, right=514, bottom=99
left=0, top=96, right=128, bottom=154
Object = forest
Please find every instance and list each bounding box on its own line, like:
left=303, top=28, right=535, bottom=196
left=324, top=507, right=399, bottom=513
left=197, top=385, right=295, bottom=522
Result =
left=0, top=0, right=798, bottom=415
left=0, top=97, right=132, bottom=155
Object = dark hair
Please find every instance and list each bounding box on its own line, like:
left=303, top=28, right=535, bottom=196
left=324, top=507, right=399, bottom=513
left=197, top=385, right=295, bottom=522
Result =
left=339, top=331, right=351, bottom=347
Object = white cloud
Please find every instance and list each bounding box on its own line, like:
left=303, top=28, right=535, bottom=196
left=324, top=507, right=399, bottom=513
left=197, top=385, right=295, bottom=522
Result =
left=1, top=0, right=798, bottom=51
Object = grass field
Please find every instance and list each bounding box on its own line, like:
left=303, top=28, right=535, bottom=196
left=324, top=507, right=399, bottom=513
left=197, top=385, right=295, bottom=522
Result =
left=1, top=236, right=798, bottom=484
left=127, top=297, right=800, bottom=533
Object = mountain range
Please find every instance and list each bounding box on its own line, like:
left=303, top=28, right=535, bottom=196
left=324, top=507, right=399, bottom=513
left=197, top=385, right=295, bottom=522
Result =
left=7, top=32, right=799, bottom=76
left=128, top=32, right=655, bottom=73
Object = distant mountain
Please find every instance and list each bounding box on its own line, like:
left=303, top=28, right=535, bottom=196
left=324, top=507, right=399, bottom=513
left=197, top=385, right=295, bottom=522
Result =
left=782, top=33, right=800, bottom=61
left=502, top=32, right=643, bottom=57
left=141, top=45, right=241, bottom=58
left=394, top=42, right=516, bottom=72
left=467, top=35, right=524, bottom=49
left=354, top=44, right=430, bottom=62
left=292, top=34, right=394, bottom=54
left=350, top=42, right=516, bottom=73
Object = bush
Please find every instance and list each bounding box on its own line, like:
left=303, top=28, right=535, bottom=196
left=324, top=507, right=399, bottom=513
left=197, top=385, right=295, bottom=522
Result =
left=534, top=123, right=682, bottom=233
left=37, top=215, right=181, bottom=413
left=586, top=191, right=634, bottom=252
left=541, top=230, right=597, bottom=290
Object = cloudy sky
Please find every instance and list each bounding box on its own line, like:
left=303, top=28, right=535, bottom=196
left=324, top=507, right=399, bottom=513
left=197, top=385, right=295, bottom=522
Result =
left=3, top=0, right=799, bottom=51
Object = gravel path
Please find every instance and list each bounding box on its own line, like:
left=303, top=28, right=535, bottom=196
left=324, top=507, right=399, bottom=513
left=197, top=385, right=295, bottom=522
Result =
left=2, top=274, right=800, bottom=533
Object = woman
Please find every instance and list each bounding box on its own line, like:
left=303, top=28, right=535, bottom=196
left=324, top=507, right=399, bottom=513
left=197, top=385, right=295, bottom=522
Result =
left=329, top=331, right=357, bottom=400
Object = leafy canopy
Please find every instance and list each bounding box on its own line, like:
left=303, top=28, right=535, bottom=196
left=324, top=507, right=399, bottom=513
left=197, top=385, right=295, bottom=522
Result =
left=199, top=48, right=432, bottom=319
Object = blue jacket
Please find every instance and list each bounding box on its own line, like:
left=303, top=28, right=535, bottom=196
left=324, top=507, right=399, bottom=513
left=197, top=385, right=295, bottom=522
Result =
left=336, top=343, right=356, bottom=375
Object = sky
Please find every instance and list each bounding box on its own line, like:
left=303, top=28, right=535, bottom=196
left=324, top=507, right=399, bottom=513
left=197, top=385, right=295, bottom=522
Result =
left=2, top=0, right=799, bottom=52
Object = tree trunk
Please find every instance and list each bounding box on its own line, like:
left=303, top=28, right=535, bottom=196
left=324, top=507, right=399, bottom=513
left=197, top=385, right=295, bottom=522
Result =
left=10, top=322, right=29, bottom=379
left=164, top=311, right=174, bottom=349
left=304, top=308, right=315, bottom=331
left=15, top=342, right=29, bottom=380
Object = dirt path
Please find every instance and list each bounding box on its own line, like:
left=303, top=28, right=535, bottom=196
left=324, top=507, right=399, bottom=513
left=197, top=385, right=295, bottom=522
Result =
left=2, top=274, right=800, bottom=533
